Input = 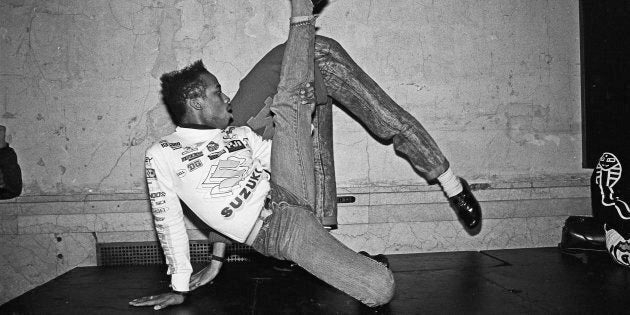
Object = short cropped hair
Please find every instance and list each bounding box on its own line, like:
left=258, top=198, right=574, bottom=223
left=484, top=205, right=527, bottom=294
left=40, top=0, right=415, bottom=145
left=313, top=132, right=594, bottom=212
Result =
left=160, top=60, right=211, bottom=125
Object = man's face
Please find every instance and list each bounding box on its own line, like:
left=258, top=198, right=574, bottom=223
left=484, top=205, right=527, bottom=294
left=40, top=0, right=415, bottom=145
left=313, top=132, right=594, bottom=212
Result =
left=198, top=73, right=232, bottom=129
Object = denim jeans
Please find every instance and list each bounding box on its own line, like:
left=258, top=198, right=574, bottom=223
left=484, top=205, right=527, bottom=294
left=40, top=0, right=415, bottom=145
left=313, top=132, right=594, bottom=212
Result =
left=251, top=20, right=395, bottom=307
left=232, top=36, right=450, bottom=182
left=230, top=43, right=338, bottom=225
left=314, top=36, right=449, bottom=180
left=252, top=183, right=395, bottom=307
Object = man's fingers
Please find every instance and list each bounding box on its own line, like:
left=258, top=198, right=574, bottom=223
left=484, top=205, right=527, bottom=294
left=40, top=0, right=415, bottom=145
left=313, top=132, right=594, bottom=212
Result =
left=154, top=295, right=184, bottom=310
left=198, top=277, right=213, bottom=287
left=130, top=293, right=185, bottom=310
left=129, top=295, right=152, bottom=304
left=129, top=295, right=161, bottom=306
left=189, top=265, right=212, bottom=290
left=189, top=272, right=203, bottom=290
left=190, top=278, right=211, bottom=290
left=129, top=295, right=171, bottom=307
left=189, top=280, right=199, bottom=291
left=154, top=298, right=171, bottom=311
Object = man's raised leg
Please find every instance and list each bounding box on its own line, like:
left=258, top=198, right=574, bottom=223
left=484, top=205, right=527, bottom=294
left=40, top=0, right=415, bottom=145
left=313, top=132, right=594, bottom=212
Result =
left=259, top=0, right=395, bottom=306
left=232, top=34, right=481, bottom=231
left=268, top=0, right=317, bottom=207
left=314, top=36, right=481, bottom=231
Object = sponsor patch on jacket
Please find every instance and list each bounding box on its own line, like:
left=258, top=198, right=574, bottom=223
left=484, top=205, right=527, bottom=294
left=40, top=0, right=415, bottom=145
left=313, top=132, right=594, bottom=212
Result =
left=181, top=146, right=198, bottom=156
left=181, top=151, right=203, bottom=162
left=145, top=157, right=153, bottom=167
left=150, top=191, right=166, bottom=198
left=187, top=159, right=203, bottom=172
left=159, top=140, right=182, bottom=150
left=206, top=141, right=219, bottom=152
left=208, top=149, right=226, bottom=160
left=176, top=169, right=186, bottom=178
left=145, top=168, right=156, bottom=179
left=152, top=207, right=168, bottom=214
left=223, top=127, right=237, bottom=139
left=225, top=140, right=246, bottom=152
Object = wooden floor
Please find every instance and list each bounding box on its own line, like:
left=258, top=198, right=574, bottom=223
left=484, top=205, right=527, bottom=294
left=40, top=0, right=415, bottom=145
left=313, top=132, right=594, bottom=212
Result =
left=2, top=247, right=629, bottom=314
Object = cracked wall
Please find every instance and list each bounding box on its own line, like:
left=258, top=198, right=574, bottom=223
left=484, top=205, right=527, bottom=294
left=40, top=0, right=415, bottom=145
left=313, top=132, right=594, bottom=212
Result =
left=0, top=0, right=585, bottom=304
left=1, top=0, right=583, bottom=195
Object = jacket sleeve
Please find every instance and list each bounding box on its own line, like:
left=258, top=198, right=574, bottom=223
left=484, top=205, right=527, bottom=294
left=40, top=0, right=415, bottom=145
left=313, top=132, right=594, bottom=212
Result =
left=0, top=145, right=22, bottom=199
left=145, top=148, right=193, bottom=291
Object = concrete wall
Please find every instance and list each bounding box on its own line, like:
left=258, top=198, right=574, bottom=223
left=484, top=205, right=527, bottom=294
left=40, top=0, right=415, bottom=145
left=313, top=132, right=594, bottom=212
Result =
left=0, top=0, right=588, bottom=304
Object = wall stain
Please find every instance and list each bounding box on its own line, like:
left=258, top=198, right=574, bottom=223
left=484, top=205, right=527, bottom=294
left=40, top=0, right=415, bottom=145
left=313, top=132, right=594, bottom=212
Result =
left=470, top=183, right=491, bottom=190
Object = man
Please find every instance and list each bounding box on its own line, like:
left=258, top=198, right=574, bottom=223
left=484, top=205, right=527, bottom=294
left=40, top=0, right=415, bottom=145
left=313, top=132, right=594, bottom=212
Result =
left=130, top=0, right=394, bottom=309
left=186, top=0, right=483, bottom=289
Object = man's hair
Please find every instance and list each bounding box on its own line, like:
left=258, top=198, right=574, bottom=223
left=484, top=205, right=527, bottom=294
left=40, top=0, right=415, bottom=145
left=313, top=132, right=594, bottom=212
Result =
left=160, top=60, right=211, bottom=125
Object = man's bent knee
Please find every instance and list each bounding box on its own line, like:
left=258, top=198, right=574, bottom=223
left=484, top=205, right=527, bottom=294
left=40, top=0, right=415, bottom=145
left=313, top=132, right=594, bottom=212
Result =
left=370, top=269, right=395, bottom=307
left=315, top=35, right=345, bottom=54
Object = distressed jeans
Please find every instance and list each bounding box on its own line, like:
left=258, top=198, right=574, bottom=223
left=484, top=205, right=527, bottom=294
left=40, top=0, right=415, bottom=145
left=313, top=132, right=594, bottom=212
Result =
left=231, top=35, right=451, bottom=225
left=251, top=20, right=395, bottom=307
left=314, top=36, right=449, bottom=180
left=233, top=35, right=450, bottom=182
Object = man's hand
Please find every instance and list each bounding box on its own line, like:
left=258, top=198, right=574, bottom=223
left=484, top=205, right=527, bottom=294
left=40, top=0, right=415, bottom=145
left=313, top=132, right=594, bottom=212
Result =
left=189, top=264, right=215, bottom=290
left=129, top=292, right=185, bottom=310
left=187, top=241, right=226, bottom=290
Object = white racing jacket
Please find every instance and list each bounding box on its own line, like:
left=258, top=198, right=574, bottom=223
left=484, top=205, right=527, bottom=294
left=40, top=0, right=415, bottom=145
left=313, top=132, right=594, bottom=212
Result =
left=145, top=126, right=272, bottom=291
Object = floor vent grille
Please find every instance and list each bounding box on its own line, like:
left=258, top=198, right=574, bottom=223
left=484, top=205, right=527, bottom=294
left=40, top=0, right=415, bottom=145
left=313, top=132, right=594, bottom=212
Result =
left=97, top=241, right=254, bottom=266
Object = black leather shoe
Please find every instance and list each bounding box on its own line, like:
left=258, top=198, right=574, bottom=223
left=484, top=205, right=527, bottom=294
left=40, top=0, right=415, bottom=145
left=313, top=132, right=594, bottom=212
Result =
left=448, top=178, right=482, bottom=231
left=359, top=251, right=390, bottom=269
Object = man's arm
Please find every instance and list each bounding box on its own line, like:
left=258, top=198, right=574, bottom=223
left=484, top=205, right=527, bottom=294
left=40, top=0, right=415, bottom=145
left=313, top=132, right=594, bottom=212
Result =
left=130, top=149, right=192, bottom=310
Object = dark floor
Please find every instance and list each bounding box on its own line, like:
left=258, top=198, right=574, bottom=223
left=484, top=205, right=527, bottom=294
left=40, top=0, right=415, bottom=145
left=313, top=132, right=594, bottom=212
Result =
left=2, top=247, right=629, bottom=314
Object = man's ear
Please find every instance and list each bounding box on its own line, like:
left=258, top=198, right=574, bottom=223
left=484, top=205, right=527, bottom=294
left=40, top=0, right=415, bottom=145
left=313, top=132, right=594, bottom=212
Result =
left=187, top=98, right=203, bottom=111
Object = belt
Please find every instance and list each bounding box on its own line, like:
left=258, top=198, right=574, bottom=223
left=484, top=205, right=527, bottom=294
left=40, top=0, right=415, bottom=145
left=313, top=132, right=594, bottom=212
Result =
left=244, top=196, right=273, bottom=246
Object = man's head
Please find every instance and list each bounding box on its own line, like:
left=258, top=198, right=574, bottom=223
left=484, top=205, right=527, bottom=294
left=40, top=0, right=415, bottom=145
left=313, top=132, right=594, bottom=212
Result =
left=160, top=60, right=232, bottom=129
